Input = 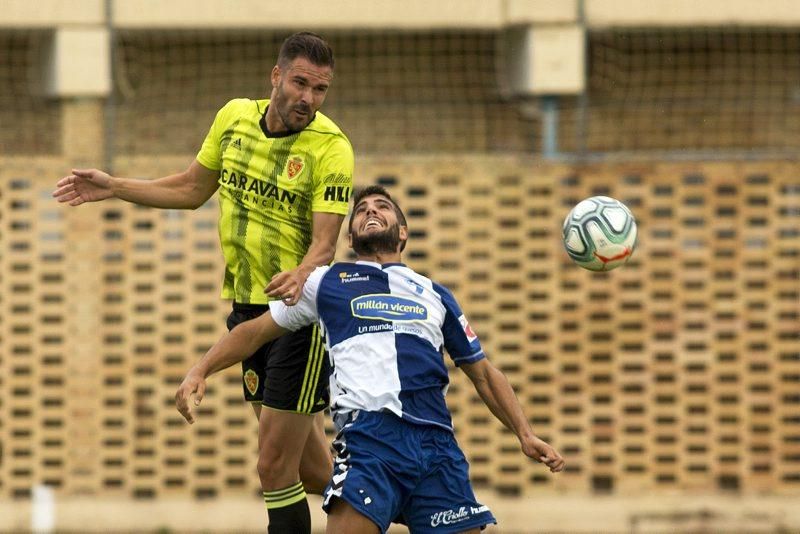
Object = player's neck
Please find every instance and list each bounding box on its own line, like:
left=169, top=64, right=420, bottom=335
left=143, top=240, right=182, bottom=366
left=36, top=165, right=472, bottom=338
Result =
left=264, top=106, right=289, bottom=135
left=356, top=251, right=402, bottom=265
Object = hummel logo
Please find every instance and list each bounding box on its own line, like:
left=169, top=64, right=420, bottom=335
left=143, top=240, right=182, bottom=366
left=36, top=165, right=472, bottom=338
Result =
left=232, top=138, right=242, bottom=150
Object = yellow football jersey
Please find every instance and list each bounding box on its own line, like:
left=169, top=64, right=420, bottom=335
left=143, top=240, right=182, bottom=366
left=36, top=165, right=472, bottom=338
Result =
left=197, top=98, right=354, bottom=304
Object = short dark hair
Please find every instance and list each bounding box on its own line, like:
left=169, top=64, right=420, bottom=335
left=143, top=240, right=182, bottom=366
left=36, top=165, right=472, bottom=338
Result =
left=348, top=185, right=408, bottom=251
left=277, top=32, right=334, bottom=69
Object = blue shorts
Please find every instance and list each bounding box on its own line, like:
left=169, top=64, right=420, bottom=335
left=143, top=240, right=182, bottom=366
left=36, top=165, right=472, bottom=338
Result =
left=322, top=411, right=496, bottom=533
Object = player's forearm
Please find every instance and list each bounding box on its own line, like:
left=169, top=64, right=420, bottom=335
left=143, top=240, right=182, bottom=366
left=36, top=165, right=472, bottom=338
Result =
left=110, top=173, right=210, bottom=209
left=296, top=212, right=345, bottom=276
left=195, top=321, right=269, bottom=378
left=476, top=366, right=536, bottom=442
left=194, top=315, right=289, bottom=378
left=296, top=238, right=337, bottom=276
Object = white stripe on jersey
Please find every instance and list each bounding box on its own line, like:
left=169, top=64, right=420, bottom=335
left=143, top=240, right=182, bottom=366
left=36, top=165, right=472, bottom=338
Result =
left=328, top=331, right=403, bottom=417
left=386, top=265, right=445, bottom=352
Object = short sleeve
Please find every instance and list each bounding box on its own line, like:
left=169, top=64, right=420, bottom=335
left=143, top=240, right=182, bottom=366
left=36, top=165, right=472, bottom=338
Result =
left=196, top=101, right=234, bottom=171
left=433, top=283, right=485, bottom=366
left=268, top=266, right=328, bottom=331
left=312, top=136, right=354, bottom=215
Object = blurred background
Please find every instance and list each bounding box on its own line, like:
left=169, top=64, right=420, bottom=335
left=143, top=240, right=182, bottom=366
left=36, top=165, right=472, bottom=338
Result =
left=0, top=0, right=798, bottom=532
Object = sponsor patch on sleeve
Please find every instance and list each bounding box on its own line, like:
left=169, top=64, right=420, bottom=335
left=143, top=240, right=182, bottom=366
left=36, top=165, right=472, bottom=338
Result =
left=458, top=314, right=478, bottom=343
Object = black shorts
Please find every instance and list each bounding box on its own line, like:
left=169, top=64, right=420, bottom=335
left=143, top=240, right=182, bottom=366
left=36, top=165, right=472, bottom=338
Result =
left=227, top=303, right=329, bottom=414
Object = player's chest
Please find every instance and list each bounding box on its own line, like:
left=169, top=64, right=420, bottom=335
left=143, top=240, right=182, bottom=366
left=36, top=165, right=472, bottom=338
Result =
left=321, top=275, right=446, bottom=342
left=221, top=130, right=315, bottom=189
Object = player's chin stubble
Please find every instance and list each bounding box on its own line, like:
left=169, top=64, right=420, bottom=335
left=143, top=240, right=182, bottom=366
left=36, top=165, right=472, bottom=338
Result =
left=351, top=225, right=401, bottom=256
left=277, top=106, right=307, bottom=132
left=275, top=84, right=311, bottom=132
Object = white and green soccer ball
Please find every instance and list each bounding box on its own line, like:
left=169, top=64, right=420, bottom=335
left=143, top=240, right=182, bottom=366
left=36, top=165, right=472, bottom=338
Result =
left=562, top=196, right=637, bottom=272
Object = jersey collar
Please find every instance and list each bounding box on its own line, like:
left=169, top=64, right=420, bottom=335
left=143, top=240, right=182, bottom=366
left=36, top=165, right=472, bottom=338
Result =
left=260, top=105, right=316, bottom=139
left=355, top=260, right=406, bottom=269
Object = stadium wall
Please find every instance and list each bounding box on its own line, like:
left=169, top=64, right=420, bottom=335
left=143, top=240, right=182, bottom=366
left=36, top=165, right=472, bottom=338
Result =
left=1, top=145, right=798, bottom=531
left=1, top=3, right=799, bottom=532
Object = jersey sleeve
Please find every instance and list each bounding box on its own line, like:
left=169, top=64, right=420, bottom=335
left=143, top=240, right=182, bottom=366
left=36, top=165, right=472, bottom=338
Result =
left=196, top=100, right=235, bottom=171
left=312, top=135, right=354, bottom=215
left=268, top=266, right=328, bottom=331
left=434, top=283, right=485, bottom=366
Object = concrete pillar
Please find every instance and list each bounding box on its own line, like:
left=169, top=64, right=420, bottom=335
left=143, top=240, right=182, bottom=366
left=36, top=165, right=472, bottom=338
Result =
left=503, top=24, right=585, bottom=97
left=60, top=97, right=107, bottom=495
left=61, top=99, right=106, bottom=165
left=43, top=27, right=111, bottom=99
left=51, top=26, right=111, bottom=493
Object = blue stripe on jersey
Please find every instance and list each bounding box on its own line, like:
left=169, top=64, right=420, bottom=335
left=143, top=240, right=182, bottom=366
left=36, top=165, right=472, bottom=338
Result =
left=317, top=263, right=392, bottom=347
left=396, top=332, right=452, bottom=429
left=432, top=282, right=485, bottom=363
left=393, top=333, right=449, bottom=389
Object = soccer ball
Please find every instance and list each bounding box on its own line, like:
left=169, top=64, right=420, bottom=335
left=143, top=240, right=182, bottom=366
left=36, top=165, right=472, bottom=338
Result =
left=562, top=196, right=637, bottom=272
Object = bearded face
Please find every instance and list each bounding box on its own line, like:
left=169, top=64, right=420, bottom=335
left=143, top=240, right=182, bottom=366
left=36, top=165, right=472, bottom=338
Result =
left=351, top=222, right=403, bottom=256
left=269, top=57, right=332, bottom=133
left=273, top=79, right=314, bottom=131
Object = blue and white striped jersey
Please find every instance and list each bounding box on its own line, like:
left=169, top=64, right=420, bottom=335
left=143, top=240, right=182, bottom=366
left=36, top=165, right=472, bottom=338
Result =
left=269, top=261, right=485, bottom=432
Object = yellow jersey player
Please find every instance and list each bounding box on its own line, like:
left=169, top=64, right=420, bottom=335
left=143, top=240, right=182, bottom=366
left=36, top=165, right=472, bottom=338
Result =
left=53, top=32, right=352, bottom=534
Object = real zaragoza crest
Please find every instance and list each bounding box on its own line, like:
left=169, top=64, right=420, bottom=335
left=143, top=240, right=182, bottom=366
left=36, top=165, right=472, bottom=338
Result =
left=286, top=156, right=304, bottom=179
left=243, top=369, right=259, bottom=396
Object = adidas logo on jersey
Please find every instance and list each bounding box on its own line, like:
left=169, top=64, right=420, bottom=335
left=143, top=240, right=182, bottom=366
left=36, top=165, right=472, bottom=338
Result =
left=232, top=138, right=242, bottom=150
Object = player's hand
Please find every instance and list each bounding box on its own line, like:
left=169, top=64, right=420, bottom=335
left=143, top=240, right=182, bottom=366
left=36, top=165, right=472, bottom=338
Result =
left=521, top=435, right=565, bottom=473
left=53, top=168, right=114, bottom=206
left=265, top=266, right=309, bottom=306
left=175, top=368, right=207, bottom=424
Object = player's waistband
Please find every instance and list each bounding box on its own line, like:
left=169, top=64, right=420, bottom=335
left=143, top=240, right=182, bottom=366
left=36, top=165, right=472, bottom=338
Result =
left=232, top=301, right=271, bottom=313
left=332, top=408, right=454, bottom=434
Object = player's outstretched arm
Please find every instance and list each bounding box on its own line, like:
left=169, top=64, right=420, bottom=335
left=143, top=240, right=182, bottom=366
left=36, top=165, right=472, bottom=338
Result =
left=53, top=159, right=219, bottom=209
left=265, top=212, right=343, bottom=305
left=460, top=358, right=565, bottom=473
left=175, top=312, right=289, bottom=423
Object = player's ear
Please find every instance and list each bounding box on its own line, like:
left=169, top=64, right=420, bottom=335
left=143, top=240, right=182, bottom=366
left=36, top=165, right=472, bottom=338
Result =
left=270, top=65, right=281, bottom=88
left=398, top=225, right=409, bottom=251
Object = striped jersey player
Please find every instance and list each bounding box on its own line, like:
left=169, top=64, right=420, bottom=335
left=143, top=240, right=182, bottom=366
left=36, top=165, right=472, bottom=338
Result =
left=175, top=185, right=565, bottom=534
left=277, top=260, right=481, bottom=433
